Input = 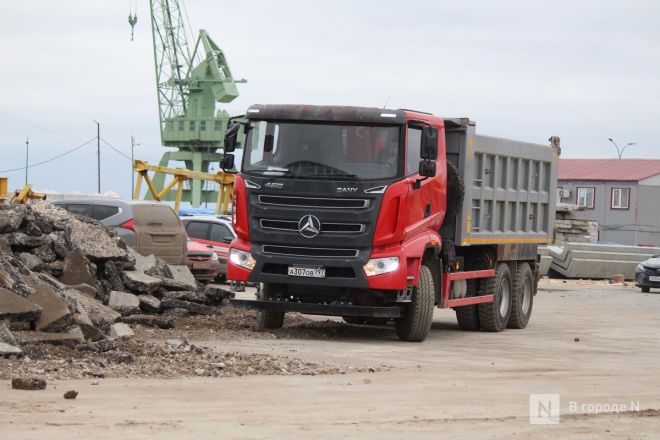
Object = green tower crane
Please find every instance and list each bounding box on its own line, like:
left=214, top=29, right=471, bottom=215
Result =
left=146, top=0, right=245, bottom=207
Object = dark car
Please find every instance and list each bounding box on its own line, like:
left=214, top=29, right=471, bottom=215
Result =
left=635, top=255, right=660, bottom=293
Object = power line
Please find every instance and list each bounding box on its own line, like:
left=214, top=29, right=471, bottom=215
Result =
left=100, top=137, right=132, bottom=160
left=0, top=111, right=82, bottom=142
left=0, top=138, right=96, bottom=173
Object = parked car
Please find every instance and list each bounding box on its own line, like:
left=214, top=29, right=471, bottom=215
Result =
left=52, top=198, right=187, bottom=265
left=180, top=215, right=235, bottom=280
left=186, top=239, right=221, bottom=282
left=635, top=255, right=660, bottom=293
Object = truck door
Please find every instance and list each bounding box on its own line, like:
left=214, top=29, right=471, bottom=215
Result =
left=404, top=123, right=444, bottom=236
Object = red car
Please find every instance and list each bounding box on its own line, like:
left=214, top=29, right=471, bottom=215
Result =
left=181, top=216, right=234, bottom=280
left=186, top=240, right=222, bottom=282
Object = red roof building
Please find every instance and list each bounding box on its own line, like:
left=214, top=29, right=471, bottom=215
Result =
left=557, top=159, right=660, bottom=246
left=559, top=159, right=660, bottom=182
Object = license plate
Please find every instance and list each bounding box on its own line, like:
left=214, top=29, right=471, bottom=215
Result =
left=287, top=265, right=325, bottom=278
left=193, top=263, right=211, bottom=270
left=650, top=276, right=660, bottom=282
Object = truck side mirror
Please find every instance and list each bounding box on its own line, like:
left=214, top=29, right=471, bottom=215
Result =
left=224, top=122, right=240, bottom=153
left=220, top=154, right=235, bottom=171
left=421, top=126, right=438, bottom=160
left=419, top=160, right=436, bottom=177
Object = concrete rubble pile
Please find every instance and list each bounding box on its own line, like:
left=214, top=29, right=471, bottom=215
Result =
left=0, top=202, right=232, bottom=358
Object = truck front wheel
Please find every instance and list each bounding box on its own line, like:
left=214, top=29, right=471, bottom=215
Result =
left=395, top=265, right=435, bottom=342
left=478, top=263, right=512, bottom=332
left=254, top=283, right=285, bottom=331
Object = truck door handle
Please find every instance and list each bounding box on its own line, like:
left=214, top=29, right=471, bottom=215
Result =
left=424, top=202, right=431, bottom=218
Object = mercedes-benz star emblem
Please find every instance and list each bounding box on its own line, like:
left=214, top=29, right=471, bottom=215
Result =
left=298, top=214, right=321, bottom=238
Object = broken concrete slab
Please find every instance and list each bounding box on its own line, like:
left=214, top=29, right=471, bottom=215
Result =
left=48, top=231, right=71, bottom=259
left=203, top=284, right=235, bottom=304
left=162, top=307, right=189, bottom=318
left=138, top=295, right=161, bottom=313
left=65, top=220, right=130, bottom=262
left=145, top=258, right=172, bottom=279
left=60, top=253, right=100, bottom=292
left=109, top=322, right=134, bottom=340
left=26, top=278, right=71, bottom=332
left=128, top=248, right=158, bottom=274
left=0, top=320, right=18, bottom=345
left=71, top=283, right=98, bottom=298
left=102, top=260, right=125, bottom=291
left=160, top=298, right=220, bottom=316
left=0, top=236, right=12, bottom=254
left=0, top=204, right=26, bottom=233
left=5, top=232, right=50, bottom=248
left=120, top=314, right=175, bottom=329
left=15, top=326, right=85, bottom=347
left=108, top=291, right=140, bottom=316
left=73, top=310, right=105, bottom=342
left=121, top=271, right=162, bottom=293
left=0, top=342, right=23, bottom=358
left=62, top=289, right=120, bottom=332
left=17, top=252, right=43, bottom=271
left=93, top=339, right=118, bottom=352
left=0, top=254, right=36, bottom=297
left=161, top=290, right=207, bottom=304
left=0, top=287, right=42, bottom=322
left=167, top=265, right=197, bottom=290
left=32, top=242, right=57, bottom=263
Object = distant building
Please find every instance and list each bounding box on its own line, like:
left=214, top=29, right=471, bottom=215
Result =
left=557, top=159, right=660, bottom=246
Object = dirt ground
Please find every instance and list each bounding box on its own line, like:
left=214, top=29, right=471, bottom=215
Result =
left=2, top=279, right=660, bottom=439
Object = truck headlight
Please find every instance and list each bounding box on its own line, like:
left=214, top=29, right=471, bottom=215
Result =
left=229, top=248, right=256, bottom=270
left=363, top=257, right=399, bottom=277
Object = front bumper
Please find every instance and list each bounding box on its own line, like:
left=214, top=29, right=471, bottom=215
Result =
left=227, top=240, right=408, bottom=290
left=634, top=270, right=660, bottom=288
left=231, top=299, right=401, bottom=318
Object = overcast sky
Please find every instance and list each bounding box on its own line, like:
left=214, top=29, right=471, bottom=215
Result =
left=1, top=0, right=658, bottom=198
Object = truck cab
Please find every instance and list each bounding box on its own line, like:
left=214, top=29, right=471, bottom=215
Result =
left=226, top=104, right=558, bottom=341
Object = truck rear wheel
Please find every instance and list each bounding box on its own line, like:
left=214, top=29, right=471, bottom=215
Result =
left=455, top=305, right=480, bottom=330
left=395, top=265, right=435, bottom=342
left=478, top=263, right=512, bottom=332
left=508, top=263, right=534, bottom=329
left=254, top=283, right=285, bottom=331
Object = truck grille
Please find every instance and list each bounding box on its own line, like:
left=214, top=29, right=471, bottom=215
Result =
left=259, top=219, right=365, bottom=234
left=258, top=195, right=370, bottom=209
left=262, top=245, right=359, bottom=258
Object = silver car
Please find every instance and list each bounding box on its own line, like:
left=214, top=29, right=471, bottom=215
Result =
left=52, top=198, right=187, bottom=265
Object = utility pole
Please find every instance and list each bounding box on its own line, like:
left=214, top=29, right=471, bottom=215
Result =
left=93, top=119, right=100, bottom=193
left=131, top=136, right=140, bottom=198
left=25, top=137, right=29, bottom=186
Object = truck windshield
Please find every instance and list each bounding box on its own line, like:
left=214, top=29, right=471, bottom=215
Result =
left=242, top=121, right=401, bottom=180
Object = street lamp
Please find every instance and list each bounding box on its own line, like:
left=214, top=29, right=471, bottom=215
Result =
left=608, top=138, right=636, bottom=159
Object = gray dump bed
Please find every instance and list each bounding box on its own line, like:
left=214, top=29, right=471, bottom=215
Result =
left=443, top=118, right=559, bottom=247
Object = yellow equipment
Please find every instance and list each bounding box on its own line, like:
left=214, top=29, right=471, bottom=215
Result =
left=8, top=184, right=47, bottom=204
left=133, top=160, right=234, bottom=215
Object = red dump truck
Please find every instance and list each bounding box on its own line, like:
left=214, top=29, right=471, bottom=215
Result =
left=224, top=105, right=559, bottom=341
